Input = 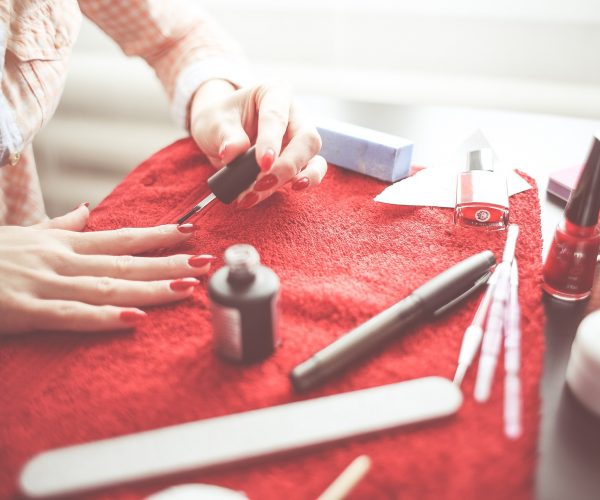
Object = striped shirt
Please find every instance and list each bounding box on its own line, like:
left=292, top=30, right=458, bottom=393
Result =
left=0, top=0, right=247, bottom=225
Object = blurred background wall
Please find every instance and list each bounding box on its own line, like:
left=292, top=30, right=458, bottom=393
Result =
left=34, top=0, right=600, bottom=217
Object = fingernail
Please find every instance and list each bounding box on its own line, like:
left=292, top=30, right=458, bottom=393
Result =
left=170, top=278, right=200, bottom=291
left=120, top=310, right=147, bottom=324
left=177, top=223, right=195, bottom=234
left=253, top=174, right=278, bottom=192
left=73, top=202, right=89, bottom=211
left=292, top=177, right=310, bottom=191
left=189, top=254, right=217, bottom=268
left=260, top=149, right=276, bottom=171
left=237, top=192, right=260, bottom=209
left=218, top=142, right=229, bottom=159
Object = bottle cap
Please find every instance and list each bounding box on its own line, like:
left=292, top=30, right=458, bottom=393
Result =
left=566, top=310, right=600, bottom=416
left=565, top=134, right=600, bottom=227
left=225, top=244, right=260, bottom=284
left=466, top=149, right=494, bottom=172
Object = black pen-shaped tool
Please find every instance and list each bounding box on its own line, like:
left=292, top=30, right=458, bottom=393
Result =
left=290, top=250, right=497, bottom=392
left=177, top=146, right=261, bottom=224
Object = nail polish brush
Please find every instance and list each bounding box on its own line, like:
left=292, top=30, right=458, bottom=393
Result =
left=177, top=146, right=260, bottom=224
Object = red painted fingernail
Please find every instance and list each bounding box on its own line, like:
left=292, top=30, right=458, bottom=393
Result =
left=292, top=177, right=310, bottom=191
left=260, top=149, right=276, bottom=171
left=170, top=278, right=200, bottom=291
left=72, top=202, right=89, bottom=211
left=177, top=223, right=195, bottom=234
left=254, top=173, right=278, bottom=192
left=120, top=310, right=147, bottom=324
left=188, top=254, right=217, bottom=267
left=238, top=192, right=260, bottom=209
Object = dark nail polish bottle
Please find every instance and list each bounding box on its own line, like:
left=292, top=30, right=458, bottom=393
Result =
left=543, top=135, right=600, bottom=301
left=454, top=149, right=509, bottom=230
left=208, top=244, right=280, bottom=362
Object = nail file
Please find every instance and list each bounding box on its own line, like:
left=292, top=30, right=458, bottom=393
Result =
left=20, top=377, right=461, bottom=498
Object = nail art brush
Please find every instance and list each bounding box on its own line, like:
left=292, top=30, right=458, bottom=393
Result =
left=176, top=146, right=260, bottom=224
left=503, top=259, right=522, bottom=439
left=452, top=265, right=500, bottom=386
left=474, top=224, right=520, bottom=402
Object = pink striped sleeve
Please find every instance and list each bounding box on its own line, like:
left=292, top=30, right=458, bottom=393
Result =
left=79, top=0, right=250, bottom=128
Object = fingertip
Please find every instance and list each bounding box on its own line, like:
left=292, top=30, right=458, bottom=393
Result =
left=70, top=202, right=89, bottom=212
left=188, top=254, right=217, bottom=268
left=237, top=191, right=260, bottom=209
left=219, top=136, right=252, bottom=165
left=218, top=142, right=229, bottom=160
left=291, top=177, right=310, bottom=191
left=169, top=278, right=200, bottom=292
left=177, top=223, right=196, bottom=235
left=259, top=148, right=276, bottom=172
left=119, top=309, right=147, bottom=326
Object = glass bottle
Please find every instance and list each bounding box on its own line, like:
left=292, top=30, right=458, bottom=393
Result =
left=543, top=135, right=600, bottom=301
left=208, top=244, right=280, bottom=362
left=454, top=149, right=509, bottom=230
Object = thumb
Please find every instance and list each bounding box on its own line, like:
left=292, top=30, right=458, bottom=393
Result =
left=217, top=128, right=252, bottom=167
left=33, top=203, right=90, bottom=231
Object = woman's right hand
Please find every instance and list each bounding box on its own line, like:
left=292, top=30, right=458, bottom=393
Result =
left=0, top=204, right=214, bottom=335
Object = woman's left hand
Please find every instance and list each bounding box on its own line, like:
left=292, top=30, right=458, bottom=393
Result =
left=189, top=79, right=327, bottom=208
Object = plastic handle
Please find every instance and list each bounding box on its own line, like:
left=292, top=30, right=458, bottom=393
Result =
left=207, top=146, right=261, bottom=204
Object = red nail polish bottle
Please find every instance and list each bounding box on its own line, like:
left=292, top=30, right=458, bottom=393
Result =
left=543, top=135, right=600, bottom=301
left=208, top=244, right=280, bottom=362
left=454, top=149, right=509, bottom=230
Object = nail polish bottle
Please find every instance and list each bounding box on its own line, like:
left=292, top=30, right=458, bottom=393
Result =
left=543, top=135, right=600, bottom=301
left=208, top=244, right=280, bottom=362
left=454, top=149, right=509, bottom=230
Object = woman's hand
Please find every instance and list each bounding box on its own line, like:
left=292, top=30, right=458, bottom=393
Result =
left=0, top=205, right=214, bottom=335
left=190, top=80, right=327, bottom=208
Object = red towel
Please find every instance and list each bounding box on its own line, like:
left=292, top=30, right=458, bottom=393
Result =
left=0, top=138, right=544, bottom=499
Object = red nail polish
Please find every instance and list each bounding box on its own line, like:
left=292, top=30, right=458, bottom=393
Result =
left=292, top=177, right=310, bottom=191
left=454, top=149, right=509, bottom=230
left=254, top=174, right=278, bottom=192
left=170, top=278, right=200, bottom=291
left=260, top=149, right=276, bottom=171
left=189, top=254, right=217, bottom=268
left=177, top=223, right=195, bottom=234
left=238, top=192, right=260, bottom=209
left=120, top=310, right=147, bottom=324
left=543, top=135, right=600, bottom=301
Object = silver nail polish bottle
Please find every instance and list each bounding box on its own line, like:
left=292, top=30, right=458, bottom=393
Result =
left=208, top=244, right=280, bottom=362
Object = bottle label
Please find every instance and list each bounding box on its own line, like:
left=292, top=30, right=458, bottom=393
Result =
left=475, top=209, right=491, bottom=222
left=211, top=302, right=243, bottom=361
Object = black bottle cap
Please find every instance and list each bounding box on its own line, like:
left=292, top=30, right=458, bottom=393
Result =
left=207, top=146, right=261, bottom=204
left=565, top=135, right=600, bottom=227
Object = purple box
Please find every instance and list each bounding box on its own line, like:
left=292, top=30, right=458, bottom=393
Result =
left=317, top=119, right=413, bottom=183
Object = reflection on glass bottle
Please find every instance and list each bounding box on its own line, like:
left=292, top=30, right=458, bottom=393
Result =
left=454, top=149, right=509, bottom=230
left=543, top=135, right=600, bottom=301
